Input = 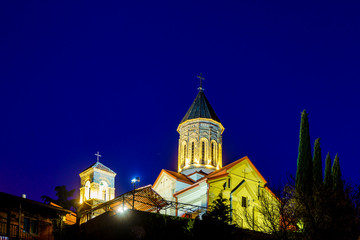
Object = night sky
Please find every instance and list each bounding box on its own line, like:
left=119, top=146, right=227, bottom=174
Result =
left=1, top=1, right=359, bottom=202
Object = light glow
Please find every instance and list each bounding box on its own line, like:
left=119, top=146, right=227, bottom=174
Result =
left=117, top=206, right=128, bottom=213
left=131, top=177, right=140, bottom=183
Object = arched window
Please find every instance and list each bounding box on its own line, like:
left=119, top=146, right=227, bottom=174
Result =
left=211, top=142, right=214, bottom=164
left=211, top=142, right=217, bottom=166
left=183, top=143, right=187, bottom=166
left=100, top=181, right=108, bottom=201
left=191, top=142, right=195, bottom=164
left=201, top=141, right=205, bottom=164
left=85, top=181, right=90, bottom=200
left=218, top=144, right=222, bottom=168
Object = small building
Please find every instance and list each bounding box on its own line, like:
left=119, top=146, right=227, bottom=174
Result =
left=0, top=192, right=73, bottom=240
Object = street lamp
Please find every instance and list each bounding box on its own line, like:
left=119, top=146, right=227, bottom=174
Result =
left=131, top=177, right=140, bottom=184
left=131, top=177, right=140, bottom=209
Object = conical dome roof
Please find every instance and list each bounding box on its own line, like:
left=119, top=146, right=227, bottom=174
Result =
left=180, top=91, right=221, bottom=124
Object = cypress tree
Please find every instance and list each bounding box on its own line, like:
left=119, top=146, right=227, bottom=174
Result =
left=324, top=152, right=332, bottom=188
left=332, top=154, right=343, bottom=193
left=312, top=138, right=322, bottom=188
left=295, top=110, right=313, bottom=195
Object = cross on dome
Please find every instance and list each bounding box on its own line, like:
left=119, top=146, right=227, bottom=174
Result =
left=197, top=73, right=205, bottom=92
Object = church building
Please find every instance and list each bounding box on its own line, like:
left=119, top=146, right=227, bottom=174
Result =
left=75, top=76, right=277, bottom=230
left=79, top=152, right=116, bottom=206
left=152, top=78, right=277, bottom=228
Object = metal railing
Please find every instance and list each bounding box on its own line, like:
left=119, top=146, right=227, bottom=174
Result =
left=78, top=185, right=208, bottom=224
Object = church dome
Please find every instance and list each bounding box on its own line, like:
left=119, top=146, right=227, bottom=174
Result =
left=180, top=91, right=221, bottom=124
left=177, top=85, right=224, bottom=175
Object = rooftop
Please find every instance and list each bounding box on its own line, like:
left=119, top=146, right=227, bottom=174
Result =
left=81, top=161, right=116, bottom=175
left=180, top=90, right=221, bottom=124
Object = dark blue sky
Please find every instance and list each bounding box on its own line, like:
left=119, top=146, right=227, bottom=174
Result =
left=1, top=1, right=359, bottom=201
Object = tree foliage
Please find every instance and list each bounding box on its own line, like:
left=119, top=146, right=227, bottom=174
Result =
left=295, top=110, right=313, bottom=195
left=247, top=110, right=360, bottom=240
left=202, top=192, right=231, bottom=224
left=312, top=138, right=322, bottom=188
left=42, top=185, right=78, bottom=211
left=189, top=192, right=236, bottom=239
left=243, top=186, right=298, bottom=240
left=332, top=154, right=343, bottom=193
left=324, top=152, right=332, bottom=189
left=294, top=182, right=358, bottom=240
left=243, top=180, right=360, bottom=240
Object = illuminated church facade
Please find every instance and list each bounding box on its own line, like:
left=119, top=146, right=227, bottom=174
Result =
left=79, top=155, right=116, bottom=205
left=77, top=77, right=277, bottom=229
left=153, top=82, right=276, bottom=228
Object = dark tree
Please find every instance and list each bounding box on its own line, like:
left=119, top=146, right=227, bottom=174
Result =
left=203, top=192, right=231, bottom=224
left=332, top=154, right=343, bottom=193
left=41, top=195, right=55, bottom=204
left=312, top=138, right=322, bottom=188
left=324, top=152, right=332, bottom=189
left=190, top=193, right=236, bottom=240
left=243, top=186, right=298, bottom=240
left=292, top=181, right=359, bottom=240
left=42, top=185, right=78, bottom=211
left=295, top=110, right=313, bottom=195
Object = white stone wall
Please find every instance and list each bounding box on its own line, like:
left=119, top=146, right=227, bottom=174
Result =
left=153, top=174, right=177, bottom=201
left=176, top=181, right=209, bottom=217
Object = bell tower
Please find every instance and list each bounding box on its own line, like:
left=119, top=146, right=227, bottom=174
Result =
left=177, top=75, right=224, bottom=175
left=79, top=152, right=116, bottom=205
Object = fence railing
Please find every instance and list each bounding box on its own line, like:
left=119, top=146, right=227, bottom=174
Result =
left=0, top=222, right=35, bottom=240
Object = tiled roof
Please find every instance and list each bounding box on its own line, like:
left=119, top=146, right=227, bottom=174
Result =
left=207, top=156, right=267, bottom=183
left=175, top=157, right=269, bottom=196
left=206, top=158, right=247, bottom=180
left=0, top=192, right=72, bottom=214
left=153, top=169, right=194, bottom=187
left=180, top=91, right=221, bottom=124
left=82, top=162, right=116, bottom=174
left=163, top=170, right=195, bottom=184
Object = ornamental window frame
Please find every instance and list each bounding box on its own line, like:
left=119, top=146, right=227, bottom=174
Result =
left=181, top=141, right=187, bottom=167
left=210, top=140, right=217, bottom=166
left=99, top=180, right=109, bottom=201
left=200, top=138, right=208, bottom=165
left=191, top=141, right=195, bottom=164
